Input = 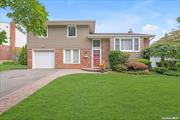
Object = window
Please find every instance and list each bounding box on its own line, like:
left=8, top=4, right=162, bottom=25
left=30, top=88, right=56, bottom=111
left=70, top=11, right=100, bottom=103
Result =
left=121, top=39, right=133, bottom=50
left=114, top=38, right=140, bottom=51
left=38, top=26, right=48, bottom=38
left=67, top=26, right=77, bottom=37
left=93, top=40, right=100, bottom=48
left=115, top=38, right=120, bottom=50
left=134, top=38, right=139, bottom=51
left=64, top=49, right=80, bottom=64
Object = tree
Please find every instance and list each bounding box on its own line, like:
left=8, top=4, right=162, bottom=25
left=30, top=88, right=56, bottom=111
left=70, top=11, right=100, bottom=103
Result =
left=0, top=0, right=48, bottom=44
left=19, top=45, right=27, bottom=65
left=0, top=31, right=7, bottom=44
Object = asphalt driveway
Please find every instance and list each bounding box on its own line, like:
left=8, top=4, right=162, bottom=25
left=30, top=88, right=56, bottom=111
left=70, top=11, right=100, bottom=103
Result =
left=0, top=69, right=57, bottom=98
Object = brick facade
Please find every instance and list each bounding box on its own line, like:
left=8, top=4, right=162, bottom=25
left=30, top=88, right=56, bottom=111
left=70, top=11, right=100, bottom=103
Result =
left=55, top=48, right=91, bottom=69
left=0, top=45, right=10, bottom=60
left=28, top=48, right=92, bottom=69
left=101, top=39, right=110, bottom=68
left=9, top=22, right=16, bottom=60
left=27, top=49, right=32, bottom=69
left=144, top=38, right=150, bottom=48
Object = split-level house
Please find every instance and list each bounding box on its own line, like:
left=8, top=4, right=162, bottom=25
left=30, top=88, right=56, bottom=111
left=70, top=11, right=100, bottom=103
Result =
left=27, top=20, right=154, bottom=69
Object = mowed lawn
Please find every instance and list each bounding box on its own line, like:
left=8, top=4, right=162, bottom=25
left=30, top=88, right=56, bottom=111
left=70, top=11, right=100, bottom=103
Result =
left=0, top=64, right=27, bottom=71
left=0, top=73, right=179, bottom=120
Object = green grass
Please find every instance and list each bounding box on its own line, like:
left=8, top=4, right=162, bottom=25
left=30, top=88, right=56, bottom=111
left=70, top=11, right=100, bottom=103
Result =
left=0, top=64, right=27, bottom=71
left=0, top=73, right=179, bottom=120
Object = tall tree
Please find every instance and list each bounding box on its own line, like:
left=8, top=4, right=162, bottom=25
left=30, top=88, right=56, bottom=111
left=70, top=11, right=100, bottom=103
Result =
left=0, top=0, right=48, bottom=44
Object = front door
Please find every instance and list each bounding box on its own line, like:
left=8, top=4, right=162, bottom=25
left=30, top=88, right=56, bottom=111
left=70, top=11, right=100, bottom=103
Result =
left=93, top=50, right=100, bottom=68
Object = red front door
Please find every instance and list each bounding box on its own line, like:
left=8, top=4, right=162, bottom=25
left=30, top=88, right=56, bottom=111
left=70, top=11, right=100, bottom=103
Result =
left=93, top=50, right=100, bottom=68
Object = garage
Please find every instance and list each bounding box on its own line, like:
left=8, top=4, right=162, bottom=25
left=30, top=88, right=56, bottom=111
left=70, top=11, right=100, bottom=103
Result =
left=33, top=50, right=55, bottom=69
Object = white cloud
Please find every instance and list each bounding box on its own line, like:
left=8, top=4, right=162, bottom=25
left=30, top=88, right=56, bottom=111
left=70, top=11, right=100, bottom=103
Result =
left=166, top=19, right=177, bottom=28
left=96, top=13, right=141, bottom=33
left=142, top=24, right=167, bottom=44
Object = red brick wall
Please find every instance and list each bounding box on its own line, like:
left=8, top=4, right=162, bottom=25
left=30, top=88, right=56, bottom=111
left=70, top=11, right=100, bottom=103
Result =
left=0, top=45, right=10, bottom=60
left=28, top=48, right=92, bottom=69
left=101, top=39, right=110, bottom=68
left=55, top=48, right=91, bottom=69
left=27, top=49, right=32, bottom=69
left=144, top=38, right=150, bottom=48
left=10, top=22, right=16, bottom=60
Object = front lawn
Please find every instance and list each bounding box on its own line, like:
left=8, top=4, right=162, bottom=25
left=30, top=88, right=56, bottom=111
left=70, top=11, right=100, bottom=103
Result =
left=0, top=73, right=179, bottom=120
left=0, top=64, right=27, bottom=72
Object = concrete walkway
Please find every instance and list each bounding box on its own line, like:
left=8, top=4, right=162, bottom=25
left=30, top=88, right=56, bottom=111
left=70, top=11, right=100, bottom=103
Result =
left=0, top=69, right=93, bottom=114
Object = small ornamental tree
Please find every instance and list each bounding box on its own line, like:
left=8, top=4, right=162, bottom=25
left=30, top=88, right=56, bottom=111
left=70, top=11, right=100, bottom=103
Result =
left=0, top=31, right=7, bottom=44
left=149, top=43, right=180, bottom=67
left=19, top=45, right=27, bottom=65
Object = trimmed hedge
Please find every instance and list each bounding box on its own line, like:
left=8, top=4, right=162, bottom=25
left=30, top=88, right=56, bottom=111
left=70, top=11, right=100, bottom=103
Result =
left=130, top=58, right=150, bottom=65
left=109, top=51, right=129, bottom=70
left=126, top=61, right=148, bottom=70
left=114, top=64, right=127, bottom=72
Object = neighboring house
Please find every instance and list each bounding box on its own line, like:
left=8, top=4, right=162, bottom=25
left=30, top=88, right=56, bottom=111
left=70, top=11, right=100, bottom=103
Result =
left=27, top=20, right=154, bottom=69
left=0, top=22, right=27, bottom=61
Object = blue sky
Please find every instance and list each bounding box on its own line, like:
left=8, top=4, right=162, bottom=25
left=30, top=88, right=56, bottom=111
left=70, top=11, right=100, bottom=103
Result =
left=0, top=0, right=180, bottom=41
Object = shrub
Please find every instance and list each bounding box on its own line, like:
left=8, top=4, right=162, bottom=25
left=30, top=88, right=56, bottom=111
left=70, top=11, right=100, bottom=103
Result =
left=19, top=45, right=27, bottom=65
left=2, top=61, right=16, bottom=65
left=114, top=64, right=127, bottom=72
left=126, top=61, right=148, bottom=70
left=154, top=67, right=168, bottom=74
left=176, top=62, right=180, bottom=69
left=156, top=61, right=170, bottom=68
left=164, top=71, right=180, bottom=76
left=130, top=58, right=150, bottom=65
left=141, top=47, right=151, bottom=60
left=109, top=51, right=129, bottom=70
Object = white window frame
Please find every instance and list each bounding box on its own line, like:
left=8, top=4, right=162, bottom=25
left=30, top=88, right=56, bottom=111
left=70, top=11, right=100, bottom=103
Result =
left=67, top=25, right=77, bottom=38
left=113, top=37, right=140, bottom=52
left=63, top=49, right=80, bottom=64
left=91, top=39, right=102, bottom=68
left=38, top=26, right=48, bottom=38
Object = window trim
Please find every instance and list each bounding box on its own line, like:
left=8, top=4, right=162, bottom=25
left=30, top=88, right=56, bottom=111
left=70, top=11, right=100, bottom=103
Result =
left=67, top=25, right=77, bottom=38
left=38, top=26, right=48, bottom=38
left=114, top=37, right=140, bottom=52
left=63, top=49, right=80, bottom=64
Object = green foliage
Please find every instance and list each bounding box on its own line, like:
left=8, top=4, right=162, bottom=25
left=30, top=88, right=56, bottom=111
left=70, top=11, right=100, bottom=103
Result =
left=141, top=47, right=151, bottom=60
left=18, top=45, right=27, bottom=65
left=0, top=0, right=48, bottom=44
left=130, top=58, right=150, bottom=65
left=109, top=51, right=129, bottom=70
left=2, top=61, right=16, bottom=65
left=164, top=71, right=180, bottom=76
left=154, top=67, right=168, bottom=74
left=0, top=31, right=7, bottom=44
left=114, top=64, right=127, bottom=72
left=127, top=61, right=148, bottom=71
left=176, top=62, right=180, bottom=69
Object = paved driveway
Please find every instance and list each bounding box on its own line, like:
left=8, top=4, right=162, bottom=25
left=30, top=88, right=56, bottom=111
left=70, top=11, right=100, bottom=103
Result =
left=0, top=69, right=57, bottom=98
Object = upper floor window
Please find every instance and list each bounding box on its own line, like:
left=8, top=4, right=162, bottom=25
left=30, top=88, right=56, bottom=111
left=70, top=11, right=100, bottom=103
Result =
left=38, top=26, right=48, bottom=38
left=67, top=26, right=77, bottom=37
left=114, top=37, right=140, bottom=52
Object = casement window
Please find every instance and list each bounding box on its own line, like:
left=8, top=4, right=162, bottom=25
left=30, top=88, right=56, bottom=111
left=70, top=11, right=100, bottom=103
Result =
left=38, top=26, right=48, bottom=38
left=64, top=49, right=80, bottom=64
left=67, top=26, right=77, bottom=37
left=114, top=37, right=140, bottom=52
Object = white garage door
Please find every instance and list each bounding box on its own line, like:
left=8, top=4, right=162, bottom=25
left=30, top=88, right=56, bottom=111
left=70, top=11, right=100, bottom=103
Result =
left=33, top=50, right=55, bottom=69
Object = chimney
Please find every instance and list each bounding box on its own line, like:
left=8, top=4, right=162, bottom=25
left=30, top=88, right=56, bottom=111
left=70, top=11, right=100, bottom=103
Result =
left=10, top=22, right=16, bottom=60
left=128, top=28, right=133, bottom=34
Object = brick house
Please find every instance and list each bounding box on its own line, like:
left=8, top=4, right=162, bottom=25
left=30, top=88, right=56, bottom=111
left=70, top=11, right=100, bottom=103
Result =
left=27, top=20, right=154, bottom=69
left=0, top=22, right=27, bottom=62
